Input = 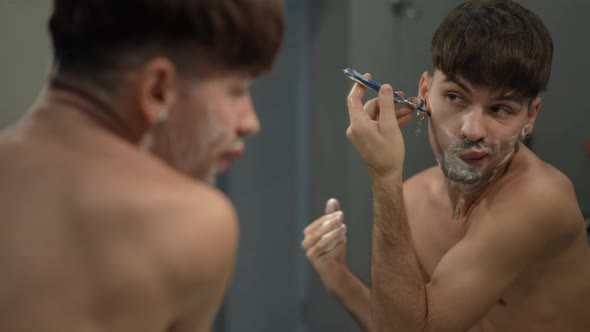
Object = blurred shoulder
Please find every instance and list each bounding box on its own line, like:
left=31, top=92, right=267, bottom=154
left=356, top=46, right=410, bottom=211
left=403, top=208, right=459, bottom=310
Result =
left=76, top=162, right=239, bottom=281
left=140, top=179, right=239, bottom=276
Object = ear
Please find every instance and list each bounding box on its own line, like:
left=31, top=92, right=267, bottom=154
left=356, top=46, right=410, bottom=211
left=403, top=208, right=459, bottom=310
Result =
left=524, top=96, right=542, bottom=136
left=418, top=71, right=432, bottom=103
left=136, top=57, right=178, bottom=127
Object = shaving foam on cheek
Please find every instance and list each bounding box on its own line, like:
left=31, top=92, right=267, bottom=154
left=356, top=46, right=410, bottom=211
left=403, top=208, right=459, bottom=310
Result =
left=493, top=121, right=527, bottom=168
left=430, top=118, right=525, bottom=187
left=168, top=102, right=230, bottom=183
left=494, top=130, right=521, bottom=167
left=430, top=120, right=463, bottom=166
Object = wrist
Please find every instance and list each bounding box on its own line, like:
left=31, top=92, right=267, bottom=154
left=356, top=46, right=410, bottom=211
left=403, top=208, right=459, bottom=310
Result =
left=369, top=170, right=403, bottom=189
left=324, top=265, right=354, bottom=296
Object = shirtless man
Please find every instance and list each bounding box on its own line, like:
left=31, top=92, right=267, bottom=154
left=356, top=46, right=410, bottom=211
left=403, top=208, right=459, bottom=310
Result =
left=0, top=1, right=284, bottom=331
left=302, top=1, right=590, bottom=331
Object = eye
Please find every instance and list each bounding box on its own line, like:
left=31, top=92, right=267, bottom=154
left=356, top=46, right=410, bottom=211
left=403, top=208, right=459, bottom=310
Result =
left=230, top=85, right=248, bottom=97
left=229, top=80, right=253, bottom=97
left=490, top=105, right=513, bottom=116
left=445, top=93, right=465, bottom=104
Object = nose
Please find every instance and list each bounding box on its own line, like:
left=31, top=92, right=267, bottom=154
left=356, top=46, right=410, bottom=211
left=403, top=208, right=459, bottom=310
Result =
left=238, top=97, right=260, bottom=137
left=459, top=109, right=487, bottom=142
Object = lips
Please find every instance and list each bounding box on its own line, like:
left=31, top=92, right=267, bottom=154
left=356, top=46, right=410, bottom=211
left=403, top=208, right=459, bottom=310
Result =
left=217, top=146, right=244, bottom=172
left=459, top=150, right=489, bottom=166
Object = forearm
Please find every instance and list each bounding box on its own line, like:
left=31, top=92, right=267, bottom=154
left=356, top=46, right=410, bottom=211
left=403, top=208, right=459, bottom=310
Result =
left=370, top=174, right=426, bottom=331
left=331, top=269, right=373, bottom=332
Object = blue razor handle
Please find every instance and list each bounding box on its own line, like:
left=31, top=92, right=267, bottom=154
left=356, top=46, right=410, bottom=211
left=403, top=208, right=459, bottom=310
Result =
left=343, top=68, right=429, bottom=115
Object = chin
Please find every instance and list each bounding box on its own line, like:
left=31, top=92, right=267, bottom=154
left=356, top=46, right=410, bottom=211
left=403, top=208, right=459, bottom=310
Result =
left=201, top=165, right=220, bottom=185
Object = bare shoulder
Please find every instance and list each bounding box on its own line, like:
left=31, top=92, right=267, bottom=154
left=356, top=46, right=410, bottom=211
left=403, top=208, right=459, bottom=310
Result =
left=132, top=178, right=239, bottom=288
left=112, top=176, right=238, bottom=329
left=506, top=150, right=580, bottom=219
left=65, top=149, right=238, bottom=329
left=482, top=149, right=584, bottom=250
left=152, top=183, right=239, bottom=329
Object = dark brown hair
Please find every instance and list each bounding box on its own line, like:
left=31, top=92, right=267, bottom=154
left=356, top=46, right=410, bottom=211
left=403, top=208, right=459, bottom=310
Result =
left=49, top=0, right=285, bottom=84
left=431, top=0, right=553, bottom=99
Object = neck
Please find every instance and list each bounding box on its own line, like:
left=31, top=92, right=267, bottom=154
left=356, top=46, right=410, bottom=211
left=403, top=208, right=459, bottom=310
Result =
left=40, top=76, right=142, bottom=143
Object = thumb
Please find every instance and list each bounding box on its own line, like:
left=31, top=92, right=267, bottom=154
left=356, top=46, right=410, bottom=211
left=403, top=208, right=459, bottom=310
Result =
left=325, top=198, right=341, bottom=214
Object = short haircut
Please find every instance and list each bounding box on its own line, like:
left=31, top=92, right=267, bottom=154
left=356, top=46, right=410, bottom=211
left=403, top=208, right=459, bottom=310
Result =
left=431, top=0, right=553, bottom=99
left=48, top=0, right=285, bottom=87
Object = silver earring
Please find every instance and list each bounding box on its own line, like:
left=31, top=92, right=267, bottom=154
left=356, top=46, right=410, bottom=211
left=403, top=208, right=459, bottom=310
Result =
left=140, top=108, right=169, bottom=151
left=154, top=108, right=169, bottom=125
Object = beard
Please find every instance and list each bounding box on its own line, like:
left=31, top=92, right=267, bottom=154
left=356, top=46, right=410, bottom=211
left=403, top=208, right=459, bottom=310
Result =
left=438, top=140, right=497, bottom=185
left=144, top=103, right=231, bottom=184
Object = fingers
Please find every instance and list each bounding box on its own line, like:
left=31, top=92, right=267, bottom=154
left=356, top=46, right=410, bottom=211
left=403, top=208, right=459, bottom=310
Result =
left=347, top=73, right=371, bottom=125
left=301, top=199, right=343, bottom=254
left=377, top=84, right=399, bottom=129
left=302, top=211, right=344, bottom=246
left=304, top=210, right=342, bottom=236
left=303, top=211, right=344, bottom=242
left=306, top=224, right=347, bottom=259
left=364, top=98, right=379, bottom=120
left=365, top=95, right=415, bottom=126
left=325, top=198, right=341, bottom=214
left=323, top=234, right=347, bottom=255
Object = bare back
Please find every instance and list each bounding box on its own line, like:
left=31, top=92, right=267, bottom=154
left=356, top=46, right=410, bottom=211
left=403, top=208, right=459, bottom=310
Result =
left=0, top=108, right=237, bottom=332
left=404, top=146, right=590, bottom=332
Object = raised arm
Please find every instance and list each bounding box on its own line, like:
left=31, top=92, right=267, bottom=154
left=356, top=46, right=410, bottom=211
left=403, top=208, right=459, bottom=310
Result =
left=370, top=173, right=425, bottom=331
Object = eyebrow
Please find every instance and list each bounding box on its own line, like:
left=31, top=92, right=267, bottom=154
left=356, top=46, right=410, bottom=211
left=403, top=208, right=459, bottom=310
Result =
left=442, top=76, right=472, bottom=94
left=492, top=92, right=527, bottom=104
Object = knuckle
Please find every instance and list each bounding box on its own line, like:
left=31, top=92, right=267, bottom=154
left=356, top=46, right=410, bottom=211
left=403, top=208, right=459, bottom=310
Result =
left=314, top=229, right=327, bottom=240
left=346, top=126, right=358, bottom=138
